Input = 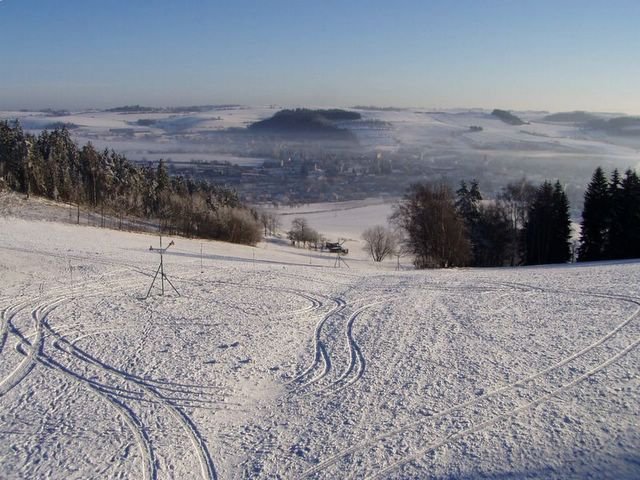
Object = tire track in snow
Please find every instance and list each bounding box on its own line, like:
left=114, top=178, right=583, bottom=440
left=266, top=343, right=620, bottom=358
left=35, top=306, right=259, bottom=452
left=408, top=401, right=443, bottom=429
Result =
left=173, top=275, right=328, bottom=323
left=208, top=279, right=327, bottom=320
left=0, top=300, right=30, bottom=355
left=290, top=294, right=387, bottom=396
left=1, top=260, right=221, bottom=478
left=292, top=292, right=324, bottom=315
left=300, top=285, right=640, bottom=479
left=0, top=245, right=150, bottom=275
left=0, top=267, right=132, bottom=358
left=69, top=327, right=129, bottom=346
left=0, top=290, right=84, bottom=357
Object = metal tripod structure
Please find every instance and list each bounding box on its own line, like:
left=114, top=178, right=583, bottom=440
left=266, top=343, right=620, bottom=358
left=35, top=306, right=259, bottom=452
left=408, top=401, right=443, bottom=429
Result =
left=145, top=236, right=180, bottom=298
left=334, top=251, right=350, bottom=268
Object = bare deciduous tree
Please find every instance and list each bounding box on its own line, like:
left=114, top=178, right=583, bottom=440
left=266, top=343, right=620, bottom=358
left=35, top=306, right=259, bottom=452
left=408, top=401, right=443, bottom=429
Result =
left=362, top=225, right=397, bottom=262
left=391, top=183, right=471, bottom=268
left=268, top=213, right=281, bottom=236
left=499, top=178, right=536, bottom=265
left=287, top=217, right=320, bottom=247
left=259, top=210, right=280, bottom=236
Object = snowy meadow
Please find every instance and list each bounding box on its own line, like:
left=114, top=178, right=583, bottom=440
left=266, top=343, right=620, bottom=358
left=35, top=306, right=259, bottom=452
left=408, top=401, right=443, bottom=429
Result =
left=0, top=206, right=638, bottom=479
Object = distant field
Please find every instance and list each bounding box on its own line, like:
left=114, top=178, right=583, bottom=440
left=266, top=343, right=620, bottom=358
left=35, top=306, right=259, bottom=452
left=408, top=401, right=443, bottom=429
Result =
left=275, top=198, right=395, bottom=248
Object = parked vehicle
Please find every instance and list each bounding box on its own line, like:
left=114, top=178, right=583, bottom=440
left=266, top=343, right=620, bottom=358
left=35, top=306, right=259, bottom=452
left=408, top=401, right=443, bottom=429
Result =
left=324, top=241, right=348, bottom=254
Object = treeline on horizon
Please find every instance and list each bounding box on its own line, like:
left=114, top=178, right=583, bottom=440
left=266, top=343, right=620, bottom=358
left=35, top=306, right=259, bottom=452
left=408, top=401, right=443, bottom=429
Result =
left=0, top=120, right=262, bottom=245
left=392, top=166, right=640, bottom=268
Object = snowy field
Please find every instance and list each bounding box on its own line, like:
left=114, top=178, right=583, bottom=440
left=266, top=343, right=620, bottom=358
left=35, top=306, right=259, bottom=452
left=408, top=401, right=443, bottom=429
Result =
left=274, top=198, right=396, bottom=246
left=1, top=210, right=639, bottom=479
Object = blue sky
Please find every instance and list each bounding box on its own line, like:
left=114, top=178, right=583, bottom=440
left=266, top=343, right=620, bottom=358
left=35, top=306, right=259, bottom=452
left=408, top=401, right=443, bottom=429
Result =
left=1, top=0, right=639, bottom=113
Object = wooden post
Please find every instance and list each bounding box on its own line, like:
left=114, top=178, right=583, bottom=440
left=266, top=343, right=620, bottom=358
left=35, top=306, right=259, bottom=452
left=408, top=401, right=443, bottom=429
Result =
left=160, top=235, right=164, bottom=295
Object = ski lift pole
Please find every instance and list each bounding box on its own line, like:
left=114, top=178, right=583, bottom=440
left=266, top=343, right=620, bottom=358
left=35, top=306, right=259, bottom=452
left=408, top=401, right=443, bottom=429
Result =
left=160, top=235, right=164, bottom=295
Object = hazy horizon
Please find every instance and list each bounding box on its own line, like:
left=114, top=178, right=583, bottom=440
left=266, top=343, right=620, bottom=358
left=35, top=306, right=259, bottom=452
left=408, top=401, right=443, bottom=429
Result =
left=0, top=103, right=637, bottom=118
left=2, top=0, right=640, bottom=114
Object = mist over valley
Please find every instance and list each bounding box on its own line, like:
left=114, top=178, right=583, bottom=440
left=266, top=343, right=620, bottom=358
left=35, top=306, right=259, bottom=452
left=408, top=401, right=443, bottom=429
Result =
left=3, top=105, right=639, bottom=211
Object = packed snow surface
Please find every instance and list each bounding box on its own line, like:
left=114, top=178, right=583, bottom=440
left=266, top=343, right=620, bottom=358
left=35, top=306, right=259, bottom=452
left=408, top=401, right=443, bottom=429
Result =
left=1, top=214, right=639, bottom=479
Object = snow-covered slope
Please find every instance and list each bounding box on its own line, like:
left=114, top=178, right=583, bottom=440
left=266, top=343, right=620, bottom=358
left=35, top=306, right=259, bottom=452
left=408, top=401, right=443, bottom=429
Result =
left=0, top=214, right=638, bottom=479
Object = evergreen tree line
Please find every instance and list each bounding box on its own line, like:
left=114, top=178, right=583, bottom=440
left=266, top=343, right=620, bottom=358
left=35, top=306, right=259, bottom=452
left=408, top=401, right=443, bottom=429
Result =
left=393, top=178, right=572, bottom=268
left=578, top=167, right=640, bottom=261
left=0, top=121, right=262, bottom=245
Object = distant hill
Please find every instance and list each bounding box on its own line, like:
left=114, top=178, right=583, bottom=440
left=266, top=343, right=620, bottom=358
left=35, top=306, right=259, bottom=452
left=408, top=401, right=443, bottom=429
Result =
left=542, top=111, right=601, bottom=123
left=538, top=111, right=639, bottom=136
left=586, top=116, right=640, bottom=136
left=353, top=105, right=406, bottom=112
left=43, top=122, right=79, bottom=130
left=106, top=104, right=241, bottom=114
left=248, top=109, right=360, bottom=139
left=491, top=109, right=527, bottom=126
left=314, top=109, right=361, bottom=121
left=106, top=105, right=160, bottom=113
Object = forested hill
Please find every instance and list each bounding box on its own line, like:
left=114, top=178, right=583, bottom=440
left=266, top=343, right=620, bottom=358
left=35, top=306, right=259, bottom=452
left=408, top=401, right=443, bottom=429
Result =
left=0, top=120, right=262, bottom=245
left=541, top=111, right=640, bottom=135
left=491, top=109, right=527, bottom=125
left=248, top=109, right=360, bottom=140
left=542, top=111, right=601, bottom=123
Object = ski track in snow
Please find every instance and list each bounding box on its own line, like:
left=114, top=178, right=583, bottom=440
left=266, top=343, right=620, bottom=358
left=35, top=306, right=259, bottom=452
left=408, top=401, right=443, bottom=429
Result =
left=0, top=269, right=137, bottom=392
left=47, top=315, right=218, bottom=480
left=0, top=253, right=331, bottom=479
left=300, top=282, right=640, bottom=479
left=367, top=334, right=640, bottom=479
left=0, top=282, right=156, bottom=479
left=289, top=297, right=347, bottom=388
left=0, top=271, right=218, bottom=479
left=288, top=294, right=387, bottom=397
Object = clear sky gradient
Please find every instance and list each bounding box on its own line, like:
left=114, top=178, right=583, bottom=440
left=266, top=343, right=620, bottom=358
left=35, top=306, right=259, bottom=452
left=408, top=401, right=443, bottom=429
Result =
left=1, top=0, right=639, bottom=113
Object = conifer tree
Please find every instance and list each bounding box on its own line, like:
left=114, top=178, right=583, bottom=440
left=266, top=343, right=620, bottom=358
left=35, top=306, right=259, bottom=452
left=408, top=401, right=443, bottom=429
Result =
left=550, top=181, right=572, bottom=263
left=455, top=180, right=481, bottom=224
left=456, top=179, right=482, bottom=264
left=524, top=181, right=571, bottom=265
left=0, top=120, right=29, bottom=192
left=474, top=204, right=512, bottom=267
left=606, top=169, right=626, bottom=259
left=619, top=169, right=640, bottom=259
left=578, top=167, right=610, bottom=261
